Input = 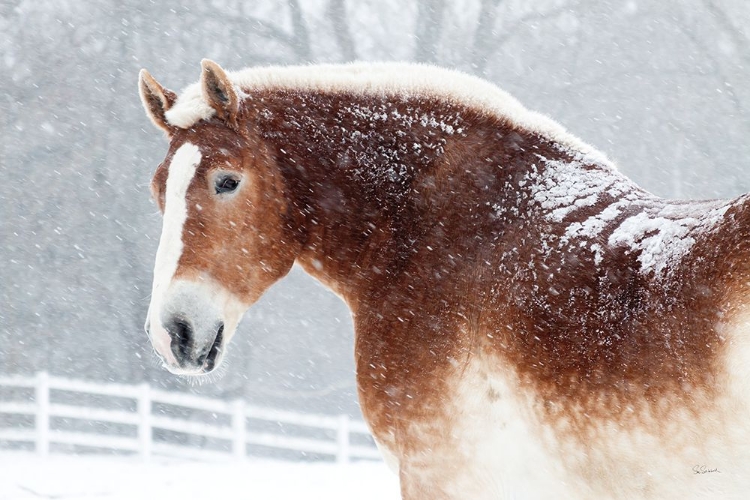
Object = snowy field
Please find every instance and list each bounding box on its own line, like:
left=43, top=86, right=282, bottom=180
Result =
left=0, top=454, right=400, bottom=500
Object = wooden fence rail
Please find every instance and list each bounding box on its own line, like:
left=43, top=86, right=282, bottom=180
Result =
left=0, top=372, right=380, bottom=463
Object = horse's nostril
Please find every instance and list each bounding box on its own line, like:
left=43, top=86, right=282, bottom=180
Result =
left=166, top=318, right=193, bottom=364
left=204, top=323, right=224, bottom=371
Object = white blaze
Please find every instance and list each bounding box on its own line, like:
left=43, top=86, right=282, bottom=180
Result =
left=147, top=142, right=202, bottom=363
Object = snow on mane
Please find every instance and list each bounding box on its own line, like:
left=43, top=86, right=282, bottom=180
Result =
left=164, top=62, right=610, bottom=166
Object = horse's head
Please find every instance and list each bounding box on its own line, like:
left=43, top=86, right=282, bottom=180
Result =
left=139, top=60, right=298, bottom=375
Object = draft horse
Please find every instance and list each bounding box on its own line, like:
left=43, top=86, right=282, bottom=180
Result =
left=140, top=60, right=750, bottom=499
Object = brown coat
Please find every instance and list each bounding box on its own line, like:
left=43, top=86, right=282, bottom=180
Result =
left=141, top=61, right=750, bottom=499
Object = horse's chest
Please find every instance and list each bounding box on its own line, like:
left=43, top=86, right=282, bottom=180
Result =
left=368, top=362, right=576, bottom=498
left=400, top=365, right=576, bottom=499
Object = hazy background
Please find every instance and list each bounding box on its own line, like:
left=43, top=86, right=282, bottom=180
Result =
left=2, top=0, right=750, bottom=418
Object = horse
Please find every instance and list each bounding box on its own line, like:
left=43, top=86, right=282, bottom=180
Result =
left=139, top=60, right=750, bottom=499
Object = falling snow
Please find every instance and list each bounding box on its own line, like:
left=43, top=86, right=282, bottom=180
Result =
left=4, top=1, right=750, bottom=498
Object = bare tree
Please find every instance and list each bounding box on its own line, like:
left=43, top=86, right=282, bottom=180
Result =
left=414, top=0, right=447, bottom=62
left=470, top=0, right=503, bottom=73
left=327, top=0, right=357, bottom=61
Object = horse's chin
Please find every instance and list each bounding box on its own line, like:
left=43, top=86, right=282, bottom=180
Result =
left=165, top=365, right=209, bottom=376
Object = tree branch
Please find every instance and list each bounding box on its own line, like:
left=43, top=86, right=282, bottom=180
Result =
left=414, top=0, right=446, bottom=63
left=288, top=0, right=312, bottom=60
left=246, top=16, right=297, bottom=48
left=672, top=4, right=749, bottom=118
left=470, top=0, right=502, bottom=74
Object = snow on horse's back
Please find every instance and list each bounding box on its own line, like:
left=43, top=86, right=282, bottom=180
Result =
left=140, top=60, right=750, bottom=499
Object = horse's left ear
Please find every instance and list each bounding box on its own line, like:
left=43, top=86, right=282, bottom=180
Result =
left=139, top=69, right=177, bottom=135
left=201, top=59, right=239, bottom=126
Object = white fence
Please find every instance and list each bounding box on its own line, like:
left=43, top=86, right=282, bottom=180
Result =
left=0, top=372, right=380, bottom=463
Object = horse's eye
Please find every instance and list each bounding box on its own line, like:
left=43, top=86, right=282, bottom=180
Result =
left=215, top=175, right=240, bottom=194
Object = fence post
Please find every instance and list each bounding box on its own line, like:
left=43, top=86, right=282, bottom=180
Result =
left=35, top=371, right=49, bottom=457
left=232, top=399, right=246, bottom=460
left=336, top=414, right=350, bottom=464
left=138, top=383, right=152, bottom=461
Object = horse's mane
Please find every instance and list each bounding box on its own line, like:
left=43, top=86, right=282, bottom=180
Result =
left=164, top=62, right=610, bottom=166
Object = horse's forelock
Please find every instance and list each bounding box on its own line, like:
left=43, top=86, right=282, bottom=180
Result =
left=165, top=83, right=216, bottom=129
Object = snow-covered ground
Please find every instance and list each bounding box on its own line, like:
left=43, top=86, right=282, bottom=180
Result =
left=0, top=454, right=400, bottom=500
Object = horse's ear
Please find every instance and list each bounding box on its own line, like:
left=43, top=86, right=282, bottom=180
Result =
left=139, top=69, right=177, bottom=135
left=200, top=59, right=239, bottom=126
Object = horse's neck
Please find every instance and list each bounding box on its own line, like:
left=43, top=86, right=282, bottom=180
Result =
left=251, top=89, right=746, bottom=315
left=251, top=90, right=532, bottom=305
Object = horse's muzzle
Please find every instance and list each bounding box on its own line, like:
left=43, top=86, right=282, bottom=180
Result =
left=145, top=278, right=244, bottom=375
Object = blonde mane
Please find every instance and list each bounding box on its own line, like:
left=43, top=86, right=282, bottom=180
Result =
left=164, top=62, right=610, bottom=166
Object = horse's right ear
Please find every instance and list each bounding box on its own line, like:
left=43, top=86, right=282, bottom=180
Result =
left=200, top=59, right=239, bottom=127
left=139, top=69, right=177, bottom=136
